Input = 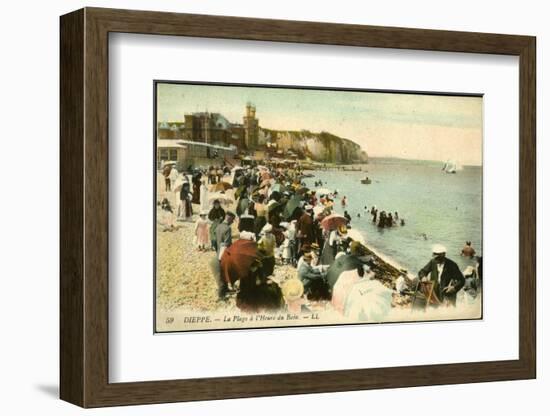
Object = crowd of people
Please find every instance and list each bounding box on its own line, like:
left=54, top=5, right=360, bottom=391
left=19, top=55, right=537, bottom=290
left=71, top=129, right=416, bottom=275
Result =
left=158, top=162, right=396, bottom=319
left=158, top=161, right=482, bottom=320
left=368, top=206, right=405, bottom=227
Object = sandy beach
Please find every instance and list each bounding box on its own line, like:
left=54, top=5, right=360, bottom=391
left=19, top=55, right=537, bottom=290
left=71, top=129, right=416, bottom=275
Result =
left=156, top=172, right=298, bottom=312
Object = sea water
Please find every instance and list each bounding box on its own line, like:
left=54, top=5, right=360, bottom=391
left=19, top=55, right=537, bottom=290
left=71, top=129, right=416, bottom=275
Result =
left=304, top=158, right=482, bottom=275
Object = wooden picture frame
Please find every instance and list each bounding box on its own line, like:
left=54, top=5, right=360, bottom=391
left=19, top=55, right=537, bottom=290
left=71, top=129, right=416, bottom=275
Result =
left=60, top=7, right=536, bottom=408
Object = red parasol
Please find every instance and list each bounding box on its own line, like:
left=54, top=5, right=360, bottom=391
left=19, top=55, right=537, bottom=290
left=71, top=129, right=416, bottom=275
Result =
left=220, top=239, right=259, bottom=285
left=320, top=213, right=347, bottom=231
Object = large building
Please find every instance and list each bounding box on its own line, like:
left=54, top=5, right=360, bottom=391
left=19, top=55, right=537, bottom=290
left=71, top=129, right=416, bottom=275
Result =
left=182, top=112, right=241, bottom=147
left=243, top=102, right=259, bottom=149
left=157, top=104, right=260, bottom=150
left=157, top=122, right=185, bottom=140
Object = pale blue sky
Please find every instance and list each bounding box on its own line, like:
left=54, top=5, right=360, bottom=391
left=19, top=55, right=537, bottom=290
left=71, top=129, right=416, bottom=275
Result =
left=157, top=83, right=483, bottom=165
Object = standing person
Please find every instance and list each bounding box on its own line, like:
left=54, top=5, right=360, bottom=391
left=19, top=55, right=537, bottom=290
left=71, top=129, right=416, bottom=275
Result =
left=168, top=164, right=178, bottom=193
left=216, top=212, right=235, bottom=256
left=416, top=244, right=465, bottom=306
left=178, top=182, right=193, bottom=221
left=192, top=173, right=202, bottom=204
left=461, top=241, right=476, bottom=257
left=344, top=210, right=352, bottom=224
left=254, top=195, right=268, bottom=237
left=341, top=195, right=348, bottom=208
left=236, top=192, right=250, bottom=217
left=215, top=212, right=236, bottom=299
left=199, top=178, right=209, bottom=213
left=238, top=213, right=255, bottom=234
left=208, top=166, right=217, bottom=184
left=320, top=227, right=338, bottom=266
left=310, top=191, right=318, bottom=207
left=378, top=211, right=386, bottom=228
left=194, top=212, right=209, bottom=251
left=386, top=212, right=394, bottom=227
left=162, top=163, right=173, bottom=191
left=208, top=200, right=225, bottom=251
left=258, top=224, right=276, bottom=277
left=296, top=206, right=315, bottom=253
left=282, top=220, right=297, bottom=265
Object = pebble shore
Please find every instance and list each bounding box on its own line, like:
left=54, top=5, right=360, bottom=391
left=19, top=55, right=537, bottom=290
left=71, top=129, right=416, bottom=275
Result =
left=156, top=211, right=406, bottom=314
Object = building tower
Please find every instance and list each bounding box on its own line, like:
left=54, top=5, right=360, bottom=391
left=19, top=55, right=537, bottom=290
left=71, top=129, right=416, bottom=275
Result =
left=243, top=102, right=259, bottom=149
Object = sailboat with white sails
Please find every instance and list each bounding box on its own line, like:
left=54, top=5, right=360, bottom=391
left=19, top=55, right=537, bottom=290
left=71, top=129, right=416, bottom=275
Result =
left=442, top=159, right=462, bottom=174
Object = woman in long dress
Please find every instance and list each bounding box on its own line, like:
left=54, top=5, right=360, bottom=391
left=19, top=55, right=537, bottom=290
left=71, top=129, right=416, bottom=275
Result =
left=192, top=174, right=201, bottom=204
left=179, top=182, right=193, bottom=221
left=319, top=229, right=339, bottom=266
left=253, top=195, right=268, bottom=237
left=208, top=200, right=225, bottom=251
left=168, top=166, right=178, bottom=192
left=199, top=179, right=209, bottom=213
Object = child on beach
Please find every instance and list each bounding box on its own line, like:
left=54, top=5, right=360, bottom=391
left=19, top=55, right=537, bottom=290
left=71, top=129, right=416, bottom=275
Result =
left=194, top=211, right=210, bottom=251
left=281, top=278, right=306, bottom=314
left=159, top=198, right=176, bottom=232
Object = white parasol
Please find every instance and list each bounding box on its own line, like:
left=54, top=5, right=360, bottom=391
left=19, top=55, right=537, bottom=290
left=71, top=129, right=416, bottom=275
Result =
left=346, top=228, right=366, bottom=245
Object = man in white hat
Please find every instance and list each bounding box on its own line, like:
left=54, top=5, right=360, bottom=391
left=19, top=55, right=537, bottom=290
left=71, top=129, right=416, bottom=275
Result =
left=417, top=244, right=465, bottom=306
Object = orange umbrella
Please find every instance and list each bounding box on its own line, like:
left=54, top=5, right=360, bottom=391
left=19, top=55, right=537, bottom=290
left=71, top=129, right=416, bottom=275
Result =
left=212, top=181, right=232, bottom=192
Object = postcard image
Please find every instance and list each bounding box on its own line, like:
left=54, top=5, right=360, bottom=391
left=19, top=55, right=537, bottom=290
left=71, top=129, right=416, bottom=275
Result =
left=154, top=81, right=483, bottom=332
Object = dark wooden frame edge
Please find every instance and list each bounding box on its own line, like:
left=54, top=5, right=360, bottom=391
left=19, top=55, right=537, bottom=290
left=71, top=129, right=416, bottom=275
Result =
left=60, top=7, right=536, bottom=408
